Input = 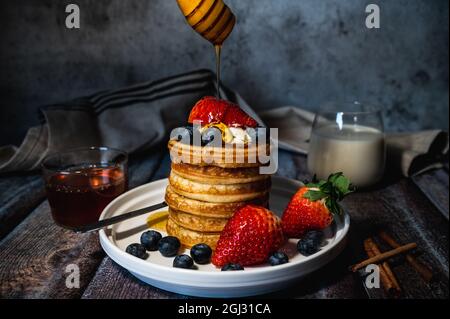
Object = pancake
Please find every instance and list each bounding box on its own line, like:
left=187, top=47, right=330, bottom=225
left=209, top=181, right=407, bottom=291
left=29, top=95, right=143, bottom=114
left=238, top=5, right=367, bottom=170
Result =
left=169, top=207, right=228, bottom=232
left=166, top=217, right=221, bottom=249
left=171, top=163, right=269, bottom=184
left=165, top=185, right=269, bottom=218
left=168, top=139, right=271, bottom=168
left=169, top=171, right=271, bottom=203
left=165, top=134, right=273, bottom=242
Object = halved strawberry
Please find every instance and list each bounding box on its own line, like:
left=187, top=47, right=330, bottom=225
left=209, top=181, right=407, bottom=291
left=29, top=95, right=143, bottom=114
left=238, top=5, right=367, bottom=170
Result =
left=212, top=205, right=285, bottom=267
left=188, top=96, right=227, bottom=125
left=281, top=173, right=353, bottom=238
left=222, top=104, right=258, bottom=128
left=188, top=96, right=258, bottom=128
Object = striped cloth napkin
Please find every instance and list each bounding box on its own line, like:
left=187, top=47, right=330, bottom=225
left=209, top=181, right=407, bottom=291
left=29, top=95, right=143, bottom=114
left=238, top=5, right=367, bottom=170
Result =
left=0, top=69, right=261, bottom=173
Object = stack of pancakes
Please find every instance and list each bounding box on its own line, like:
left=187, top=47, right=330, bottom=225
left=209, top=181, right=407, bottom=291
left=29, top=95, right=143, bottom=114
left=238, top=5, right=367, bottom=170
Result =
left=165, top=140, right=271, bottom=248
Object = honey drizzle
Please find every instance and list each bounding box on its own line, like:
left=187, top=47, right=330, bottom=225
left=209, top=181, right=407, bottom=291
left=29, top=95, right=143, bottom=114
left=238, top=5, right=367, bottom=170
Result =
left=215, top=44, right=222, bottom=99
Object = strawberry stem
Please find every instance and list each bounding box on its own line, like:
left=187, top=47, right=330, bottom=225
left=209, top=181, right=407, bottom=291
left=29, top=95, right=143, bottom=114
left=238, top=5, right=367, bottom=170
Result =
left=304, top=172, right=354, bottom=215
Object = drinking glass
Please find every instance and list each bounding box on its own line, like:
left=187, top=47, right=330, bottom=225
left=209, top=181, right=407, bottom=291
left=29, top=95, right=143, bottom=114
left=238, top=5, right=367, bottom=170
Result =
left=42, top=147, right=128, bottom=230
left=307, top=102, right=385, bottom=188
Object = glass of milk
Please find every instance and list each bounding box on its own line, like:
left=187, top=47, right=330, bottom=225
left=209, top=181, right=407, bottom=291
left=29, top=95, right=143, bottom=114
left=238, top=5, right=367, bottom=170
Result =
left=307, top=102, right=385, bottom=188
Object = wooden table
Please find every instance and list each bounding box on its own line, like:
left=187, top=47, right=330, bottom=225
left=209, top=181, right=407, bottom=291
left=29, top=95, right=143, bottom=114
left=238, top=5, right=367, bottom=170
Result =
left=0, top=149, right=448, bottom=299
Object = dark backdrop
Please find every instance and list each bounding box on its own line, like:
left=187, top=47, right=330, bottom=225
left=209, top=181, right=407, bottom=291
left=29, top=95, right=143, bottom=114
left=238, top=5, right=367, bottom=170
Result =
left=0, top=0, right=448, bottom=146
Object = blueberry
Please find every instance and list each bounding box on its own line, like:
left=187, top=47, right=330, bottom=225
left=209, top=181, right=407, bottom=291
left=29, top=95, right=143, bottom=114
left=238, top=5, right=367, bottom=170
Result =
left=201, top=127, right=222, bottom=146
left=173, top=254, right=194, bottom=269
left=140, top=230, right=162, bottom=251
left=304, top=230, right=324, bottom=246
left=158, top=236, right=181, bottom=257
left=268, top=251, right=289, bottom=266
left=221, top=263, right=244, bottom=271
left=171, top=126, right=193, bottom=144
left=125, top=243, right=147, bottom=259
left=190, top=243, right=212, bottom=264
left=297, top=237, right=320, bottom=256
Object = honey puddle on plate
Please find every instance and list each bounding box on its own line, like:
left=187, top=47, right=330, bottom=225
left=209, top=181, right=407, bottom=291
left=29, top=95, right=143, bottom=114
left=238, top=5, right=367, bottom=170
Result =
left=146, top=210, right=169, bottom=232
left=146, top=210, right=194, bottom=249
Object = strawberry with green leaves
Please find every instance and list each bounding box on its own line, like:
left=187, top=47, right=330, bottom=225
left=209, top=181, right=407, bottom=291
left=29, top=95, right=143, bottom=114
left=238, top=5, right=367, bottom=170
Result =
left=281, top=173, right=353, bottom=238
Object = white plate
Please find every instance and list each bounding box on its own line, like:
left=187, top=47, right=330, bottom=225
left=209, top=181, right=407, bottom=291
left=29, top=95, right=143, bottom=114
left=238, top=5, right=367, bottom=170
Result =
left=99, top=176, right=350, bottom=298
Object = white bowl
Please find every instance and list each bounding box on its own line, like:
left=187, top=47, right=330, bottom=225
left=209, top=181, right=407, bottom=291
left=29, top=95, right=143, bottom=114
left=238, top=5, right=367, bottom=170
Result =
left=99, top=176, right=350, bottom=298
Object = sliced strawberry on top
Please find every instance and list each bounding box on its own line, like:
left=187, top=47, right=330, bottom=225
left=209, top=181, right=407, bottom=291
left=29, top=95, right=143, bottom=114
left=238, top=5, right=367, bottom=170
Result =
left=188, top=96, right=228, bottom=125
left=212, top=205, right=285, bottom=267
left=188, top=96, right=258, bottom=128
left=223, top=104, right=258, bottom=128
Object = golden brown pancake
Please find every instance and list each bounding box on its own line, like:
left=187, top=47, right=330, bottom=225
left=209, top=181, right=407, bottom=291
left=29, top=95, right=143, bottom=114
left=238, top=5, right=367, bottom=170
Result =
left=171, top=163, right=269, bottom=184
left=169, top=207, right=228, bottom=232
left=169, top=171, right=271, bottom=203
left=166, top=217, right=221, bottom=249
left=168, top=140, right=271, bottom=168
left=165, top=185, right=269, bottom=218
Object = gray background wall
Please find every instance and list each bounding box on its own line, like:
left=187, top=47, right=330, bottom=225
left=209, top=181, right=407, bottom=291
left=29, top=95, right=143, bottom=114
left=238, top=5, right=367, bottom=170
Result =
left=0, top=0, right=448, bottom=146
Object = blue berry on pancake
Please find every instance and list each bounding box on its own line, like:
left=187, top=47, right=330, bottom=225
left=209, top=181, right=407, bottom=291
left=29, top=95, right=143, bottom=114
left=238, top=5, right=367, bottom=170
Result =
left=171, top=126, right=193, bottom=144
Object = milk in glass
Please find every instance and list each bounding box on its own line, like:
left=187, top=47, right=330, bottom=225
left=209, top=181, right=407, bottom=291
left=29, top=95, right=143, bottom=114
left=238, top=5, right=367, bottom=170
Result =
left=307, top=124, right=385, bottom=187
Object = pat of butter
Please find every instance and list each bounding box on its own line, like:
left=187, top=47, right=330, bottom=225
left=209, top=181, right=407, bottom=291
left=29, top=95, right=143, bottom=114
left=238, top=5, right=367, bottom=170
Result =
left=200, top=123, right=252, bottom=144
left=229, top=127, right=252, bottom=144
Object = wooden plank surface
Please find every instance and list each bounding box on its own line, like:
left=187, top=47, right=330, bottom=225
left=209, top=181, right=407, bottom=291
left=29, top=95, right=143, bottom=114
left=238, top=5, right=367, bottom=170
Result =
left=82, top=257, right=187, bottom=299
left=0, top=174, right=45, bottom=239
left=412, top=169, right=449, bottom=220
left=0, top=150, right=165, bottom=298
left=0, top=200, right=103, bottom=298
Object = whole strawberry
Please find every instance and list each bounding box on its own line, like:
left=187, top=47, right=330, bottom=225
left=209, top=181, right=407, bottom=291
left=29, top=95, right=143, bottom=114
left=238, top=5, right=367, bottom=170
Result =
left=188, top=96, right=258, bottom=128
left=281, top=173, right=353, bottom=238
left=212, top=205, right=284, bottom=267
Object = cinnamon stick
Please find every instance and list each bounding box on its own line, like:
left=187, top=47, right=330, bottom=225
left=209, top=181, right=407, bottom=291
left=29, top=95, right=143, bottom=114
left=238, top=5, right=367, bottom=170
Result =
left=351, top=242, right=417, bottom=272
left=364, top=238, right=401, bottom=296
left=379, top=231, right=433, bottom=282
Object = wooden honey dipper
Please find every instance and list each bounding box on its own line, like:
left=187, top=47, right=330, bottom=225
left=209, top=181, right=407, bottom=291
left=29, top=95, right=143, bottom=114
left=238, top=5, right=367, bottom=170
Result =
left=177, top=0, right=236, bottom=45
